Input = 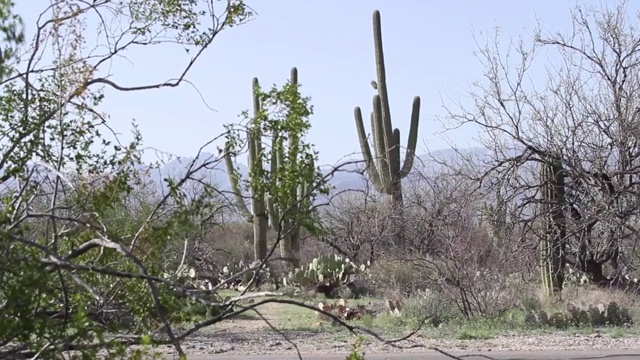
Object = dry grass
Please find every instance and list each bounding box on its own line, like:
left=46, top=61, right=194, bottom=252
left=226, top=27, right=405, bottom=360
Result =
left=190, top=284, right=640, bottom=341
left=199, top=290, right=381, bottom=333
left=560, top=285, right=638, bottom=309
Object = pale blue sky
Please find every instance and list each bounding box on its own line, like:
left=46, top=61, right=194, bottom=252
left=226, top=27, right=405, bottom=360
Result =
left=15, top=1, right=628, bottom=167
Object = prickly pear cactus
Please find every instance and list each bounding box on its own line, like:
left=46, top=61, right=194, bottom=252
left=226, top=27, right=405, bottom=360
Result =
left=282, top=254, right=369, bottom=289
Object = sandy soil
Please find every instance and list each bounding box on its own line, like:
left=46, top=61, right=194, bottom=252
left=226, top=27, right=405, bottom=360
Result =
left=150, top=301, right=640, bottom=358
left=155, top=330, right=640, bottom=357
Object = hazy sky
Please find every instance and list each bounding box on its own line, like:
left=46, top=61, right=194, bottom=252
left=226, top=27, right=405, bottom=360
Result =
left=15, top=1, right=633, bottom=167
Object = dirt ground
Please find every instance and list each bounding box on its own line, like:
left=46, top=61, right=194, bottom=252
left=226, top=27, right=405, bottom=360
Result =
left=153, top=296, right=640, bottom=358
left=119, top=286, right=640, bottom=358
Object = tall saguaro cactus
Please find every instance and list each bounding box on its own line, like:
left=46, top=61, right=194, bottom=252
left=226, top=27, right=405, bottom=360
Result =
left=353, top=10, right=421, bottom=246
left=224, top=76, right=269, bottom=261
left=539, top=155, right=567, bottom=298
left=266, top=67, right=314, bottom=266
left=224, top=67, right=315, bottom=265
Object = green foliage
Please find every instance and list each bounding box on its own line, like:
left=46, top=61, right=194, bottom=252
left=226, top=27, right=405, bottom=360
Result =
left=129, top=0, right=254, bottom=45
left=0, top=1, right=254, bottom=358
left=224, top=67, right=329, bottom=262
left=0, top=0, right=23, bottom=80
left=345, top=335, right=366, bottom=360
left=0, top=139, right=230, bottom=358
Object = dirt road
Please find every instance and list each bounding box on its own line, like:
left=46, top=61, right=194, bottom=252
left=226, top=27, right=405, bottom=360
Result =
left=171, top=349, right=640, bottom=359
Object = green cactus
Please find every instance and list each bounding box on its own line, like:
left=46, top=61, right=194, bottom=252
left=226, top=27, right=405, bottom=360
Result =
left=282, top=254, right=369, bottom=289
left=224, top=67, right=313, bottom=264
left=539, top=154, right=567, bottom=298
left=481, top=186, right=509, bottom=246
left=224, top=75, right=269, bottom=261
left=353, top=10, right=421, bottom=246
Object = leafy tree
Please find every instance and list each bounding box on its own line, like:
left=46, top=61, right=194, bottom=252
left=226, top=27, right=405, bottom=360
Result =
left=0, top=0, right=23, bottom=80
left=0, top=0, right=255, bottom=359
left=224, top=67, right=328, bottom=267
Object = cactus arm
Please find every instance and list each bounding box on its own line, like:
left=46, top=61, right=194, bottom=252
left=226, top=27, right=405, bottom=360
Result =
left=248, top=130, right=262, bottom=181
left=288, top=67, right=301, bottom=182
left=399, top=96, right=421, bottom=178
left=297, top=181, right=310, bottom=210
left=374, top=95, right=395, bottom=189
left=266, top=128, right=281, bottom=231
left=390, top=128, right=401, bottom=183
left=249, top=77, right=263, bottom=173
left=372, top=10, right=392, bottom=145
left=248, top=77, right=267, bottom=222
left=369, top=110, right=389, bottom=192
left=372, top=10, right=398, bottom=185
left=296, top=159, right=316, bottom=231
left=252, top=77, right=261, bottom=115
left=269, top=128, right=279, bottom=188
left=266, top=195, right=280, bottom=231
left=248, top=76, right=265, bottom=204
left=354, top=106, right=383, bottom=191
left=249, top=137, right=265, bottom=225
left=223, top=141, right=252, bottom=222
left=372, top=95, right=393, bottom=192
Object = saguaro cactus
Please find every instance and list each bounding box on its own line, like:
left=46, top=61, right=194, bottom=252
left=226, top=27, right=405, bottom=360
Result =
left=224, top=67, right=313, bottom=265
left=353, top=10, right=421, bottom=246
left=482, top=186, right=510, bottom=247
left=224, top=76, right=269, bottom=261
left=265, top=68, right=314, bottom=266
left=539, top=155, right=567, bottom=298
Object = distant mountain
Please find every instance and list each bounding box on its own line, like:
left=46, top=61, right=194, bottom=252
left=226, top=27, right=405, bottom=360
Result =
left=0, top=146, right=506, bottom=206
left=147, top=153, right=248, bottom=192
left=147, top=146, right=496, bottom=198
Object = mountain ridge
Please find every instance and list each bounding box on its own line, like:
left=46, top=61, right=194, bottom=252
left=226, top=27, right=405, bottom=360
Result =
left=149, top=146, right=494, bottom=195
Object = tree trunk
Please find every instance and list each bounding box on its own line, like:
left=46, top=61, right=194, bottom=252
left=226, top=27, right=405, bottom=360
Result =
left=254, top=212, right=268, bottom=261
left=290, top=225, right=301, bottom=268
left=279, top=220, right=300, bottom=268
left=390, top=178, right=405, bottom=248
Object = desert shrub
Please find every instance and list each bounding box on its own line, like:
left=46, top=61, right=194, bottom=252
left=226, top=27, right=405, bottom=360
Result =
left=519, top=295, right=544, bottom=312
left=384, top=167, right=538, bottom=319
left=561, top=284, right=638, bottom=310
left=395, top=238, right=530, bottom=320
left=368, top=259, right=428, bottom=297
left=187, top=222, right=254, bottom=278
left=397, top=290, right=458, bottom=328
left=316, top=191, right=393, bottom=266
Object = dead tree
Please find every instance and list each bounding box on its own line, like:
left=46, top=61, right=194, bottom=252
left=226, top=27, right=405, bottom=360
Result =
left=442, top=1, right=640, bottom=289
